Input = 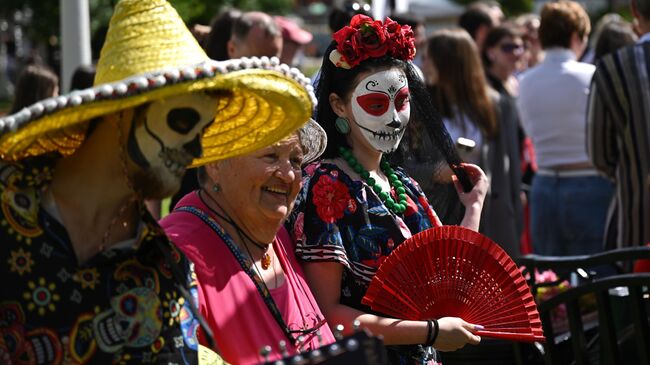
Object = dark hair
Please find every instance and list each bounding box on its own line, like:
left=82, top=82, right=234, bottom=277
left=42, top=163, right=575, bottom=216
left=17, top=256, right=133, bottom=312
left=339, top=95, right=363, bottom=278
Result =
left=10, top=65, right=59, bottom=113
left=69, top=64, right=96, bottom=91
left=594, top=21, right=637, bottom=61
left=205, top=9, right=242, bottom=60
left=427, top=29, right=497, bottom=138
left=458, top=3, right=495, bottom=39
left=328, top=1, right=371, bottom=34
left=482, top=24, right=523, bottom=68
left=539, top=0, right=591, bottom=49
left=315, top=42, right=463, bottom=170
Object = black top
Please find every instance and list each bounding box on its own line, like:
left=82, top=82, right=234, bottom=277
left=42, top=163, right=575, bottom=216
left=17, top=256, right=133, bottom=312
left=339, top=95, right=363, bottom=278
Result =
left=0, top=162, right=201, bottom=364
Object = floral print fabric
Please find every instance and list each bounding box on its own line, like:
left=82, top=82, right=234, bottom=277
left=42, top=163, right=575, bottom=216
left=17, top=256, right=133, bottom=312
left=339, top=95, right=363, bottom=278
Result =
left=287, top=162, right=442, bottom=364
left=0, top=162, right=201, bottom=364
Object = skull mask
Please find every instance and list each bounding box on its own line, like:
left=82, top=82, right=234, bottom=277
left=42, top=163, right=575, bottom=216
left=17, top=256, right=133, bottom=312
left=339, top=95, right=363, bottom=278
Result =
left=351, top=69, right=410, bottom=153
left=92, top=287, right=162, bottom=353
left=127, top=92, right=217, bottom=195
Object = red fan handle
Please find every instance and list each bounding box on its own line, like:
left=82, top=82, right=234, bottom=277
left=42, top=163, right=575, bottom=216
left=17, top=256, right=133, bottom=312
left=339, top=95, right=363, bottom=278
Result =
left=474, top=329, right=545, bottom=343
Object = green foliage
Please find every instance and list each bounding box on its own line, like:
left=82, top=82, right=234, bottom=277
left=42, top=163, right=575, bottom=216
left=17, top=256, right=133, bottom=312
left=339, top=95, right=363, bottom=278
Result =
left=254, top=0, right=293, bottom=14
left=499, top=0, right=533, bottom=16
left=0, top=0, right=60, bottom=43
left=590, top=5, right=634, bottom=25
left=169, top=0, right=222, bottom=25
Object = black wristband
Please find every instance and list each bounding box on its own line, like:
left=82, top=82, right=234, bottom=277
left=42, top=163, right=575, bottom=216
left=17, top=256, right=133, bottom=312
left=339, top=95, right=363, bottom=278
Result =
left=426, top=318, right=439, bottom=347
left=425, top=319, right=433, bottom=345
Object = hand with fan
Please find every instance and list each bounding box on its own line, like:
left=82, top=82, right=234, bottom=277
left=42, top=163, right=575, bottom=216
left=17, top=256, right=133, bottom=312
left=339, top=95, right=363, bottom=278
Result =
left=362, top=226, right=545, bottom=343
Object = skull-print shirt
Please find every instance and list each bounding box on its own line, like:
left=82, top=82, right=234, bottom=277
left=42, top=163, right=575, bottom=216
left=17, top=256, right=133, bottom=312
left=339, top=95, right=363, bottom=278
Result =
left=0, top=162, right=203, bottom=364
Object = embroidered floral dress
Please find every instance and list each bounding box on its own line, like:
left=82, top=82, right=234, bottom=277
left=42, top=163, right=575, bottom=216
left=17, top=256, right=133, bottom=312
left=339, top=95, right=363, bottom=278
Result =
left=287, top=162, right=443, bottom=365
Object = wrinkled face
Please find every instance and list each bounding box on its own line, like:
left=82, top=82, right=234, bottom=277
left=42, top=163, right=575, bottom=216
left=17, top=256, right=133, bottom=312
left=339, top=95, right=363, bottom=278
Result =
left=350, top=69, right=410, bottom=153
left=128, top=93, right=217, bottom=198
left=212, top=134, right=304, bottom=237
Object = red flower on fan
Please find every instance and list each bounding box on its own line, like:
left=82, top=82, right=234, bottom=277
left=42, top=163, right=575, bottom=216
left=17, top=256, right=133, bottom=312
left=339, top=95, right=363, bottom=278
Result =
left=331, top=15, right=415, bottom=69
left=312, top=175, right=352, bottom=224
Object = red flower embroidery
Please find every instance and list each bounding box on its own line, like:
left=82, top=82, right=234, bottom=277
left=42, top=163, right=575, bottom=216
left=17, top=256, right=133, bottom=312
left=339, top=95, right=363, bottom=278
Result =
left=293, top=212, right=305, bottom=241
left=347, top=198, right=357, bottom=214
left=312, top=175, right=352, bottom=224
left=361, top=255, right=388, bottom=269
left=304, top=163, right=318, bottom=176
left=387, top=238, right=395, bottom=249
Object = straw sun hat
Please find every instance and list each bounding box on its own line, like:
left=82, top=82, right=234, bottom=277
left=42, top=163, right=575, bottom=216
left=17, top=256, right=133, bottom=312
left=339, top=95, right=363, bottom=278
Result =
left=0, top=0, right=323, bottom=167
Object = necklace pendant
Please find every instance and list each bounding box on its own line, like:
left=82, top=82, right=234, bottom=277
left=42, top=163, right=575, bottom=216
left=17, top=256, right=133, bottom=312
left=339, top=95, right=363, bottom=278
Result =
left=261, top=252, right=272, bottom=270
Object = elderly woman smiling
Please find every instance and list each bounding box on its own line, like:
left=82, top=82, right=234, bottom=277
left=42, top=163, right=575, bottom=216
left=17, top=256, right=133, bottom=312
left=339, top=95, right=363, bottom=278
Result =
left=160, top=120, right=334, bottom=365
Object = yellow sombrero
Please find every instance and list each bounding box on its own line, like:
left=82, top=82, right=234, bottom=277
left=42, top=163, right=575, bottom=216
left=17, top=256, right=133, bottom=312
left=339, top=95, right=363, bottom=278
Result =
left=0, top=0, right=315, bottom=167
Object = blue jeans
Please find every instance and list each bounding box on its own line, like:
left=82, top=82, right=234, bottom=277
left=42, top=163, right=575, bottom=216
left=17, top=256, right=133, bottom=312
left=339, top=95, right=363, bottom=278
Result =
left=530, top=175, right=614, bottom=256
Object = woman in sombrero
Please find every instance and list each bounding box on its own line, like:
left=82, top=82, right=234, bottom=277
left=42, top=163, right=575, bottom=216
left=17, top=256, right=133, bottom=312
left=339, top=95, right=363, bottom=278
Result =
left=0, top=0, right=315, bottom=363
left=287, top=15, right=489, bottom=364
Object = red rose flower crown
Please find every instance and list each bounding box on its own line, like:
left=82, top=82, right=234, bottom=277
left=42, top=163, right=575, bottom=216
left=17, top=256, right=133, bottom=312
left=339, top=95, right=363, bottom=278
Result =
left=330, top=14, right=416, bottom=69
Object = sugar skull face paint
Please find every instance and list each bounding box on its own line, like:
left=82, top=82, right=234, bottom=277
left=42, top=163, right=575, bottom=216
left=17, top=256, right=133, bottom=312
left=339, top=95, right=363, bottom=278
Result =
left=351, top=69, right=410, bottom=153
left=127, top=92, right=217, bottom=197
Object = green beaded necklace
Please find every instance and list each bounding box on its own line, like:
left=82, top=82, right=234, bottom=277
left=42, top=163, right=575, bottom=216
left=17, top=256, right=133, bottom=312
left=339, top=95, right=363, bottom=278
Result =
left=339, top=146, right=408, bottom=214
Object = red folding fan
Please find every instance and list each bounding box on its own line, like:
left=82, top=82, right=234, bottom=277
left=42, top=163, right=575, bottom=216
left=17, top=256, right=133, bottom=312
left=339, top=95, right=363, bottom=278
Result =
left=361, top=226, right=545, bottom=343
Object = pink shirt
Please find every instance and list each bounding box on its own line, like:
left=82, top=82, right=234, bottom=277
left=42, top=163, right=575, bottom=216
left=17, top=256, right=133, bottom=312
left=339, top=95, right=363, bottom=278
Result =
left=160, top=192, right=334, bottom=365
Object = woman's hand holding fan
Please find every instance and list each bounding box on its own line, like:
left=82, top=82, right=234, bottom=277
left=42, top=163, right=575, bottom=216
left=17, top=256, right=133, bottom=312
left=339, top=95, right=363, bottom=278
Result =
left=362, top=226, right=545, bottom=344
left=435, top=317, right=482, bottom=351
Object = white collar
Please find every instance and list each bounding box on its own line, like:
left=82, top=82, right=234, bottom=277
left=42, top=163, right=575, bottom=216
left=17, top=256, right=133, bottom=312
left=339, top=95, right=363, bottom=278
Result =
left=542, top=48, right=577, bottom=62
left=638, top=33, right=650, bottom=44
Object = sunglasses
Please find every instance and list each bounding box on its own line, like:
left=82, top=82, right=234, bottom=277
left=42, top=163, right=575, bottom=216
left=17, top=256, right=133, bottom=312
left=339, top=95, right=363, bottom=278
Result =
left=499, top=43, right=524, bottom=54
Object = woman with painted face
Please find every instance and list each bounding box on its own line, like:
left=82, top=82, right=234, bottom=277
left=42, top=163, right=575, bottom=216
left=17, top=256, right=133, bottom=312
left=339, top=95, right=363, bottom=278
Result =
left=286, top=15, right=488, bottom=364
left=160, top=121, right=335, bottom=365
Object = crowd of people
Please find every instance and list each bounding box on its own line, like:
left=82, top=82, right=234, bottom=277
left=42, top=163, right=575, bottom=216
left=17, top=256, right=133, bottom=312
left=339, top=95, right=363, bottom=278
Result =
left=0, top=0, right=648, bottom=364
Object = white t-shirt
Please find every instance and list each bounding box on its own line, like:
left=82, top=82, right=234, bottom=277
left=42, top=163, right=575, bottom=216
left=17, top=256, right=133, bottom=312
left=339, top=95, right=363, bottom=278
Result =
left=517, top=48, right=595, bottom=168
